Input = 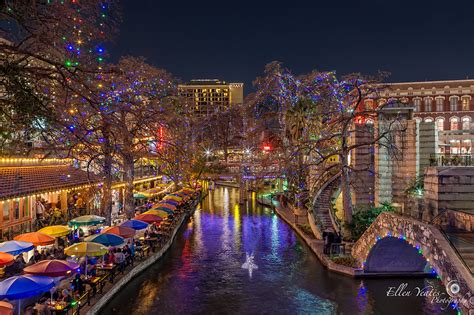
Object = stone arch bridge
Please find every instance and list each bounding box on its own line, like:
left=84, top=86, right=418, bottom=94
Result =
left=352, top=212, right=474, bottom=312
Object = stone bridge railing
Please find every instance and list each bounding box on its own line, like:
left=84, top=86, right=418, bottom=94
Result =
left=352, top=212, right=474, bottom=312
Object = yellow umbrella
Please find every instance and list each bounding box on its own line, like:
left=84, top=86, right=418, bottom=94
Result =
left=38, top=225, right=70, bottom=238
left=64, top=242, right=108, bottom=257
left=143, top=209, right=170, bottom=218
left=163, top=195, right=182, bottom=202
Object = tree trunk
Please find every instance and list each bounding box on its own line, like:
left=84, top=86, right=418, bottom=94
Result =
left=101, top=127, right=113, bottom=226
left=122, top=151, right=135, bottom=219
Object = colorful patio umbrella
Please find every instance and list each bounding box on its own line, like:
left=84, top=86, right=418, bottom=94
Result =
left=159, top=199, right=179, bottom=206
left=0, top=275, right=54, bottom=300
left=155, top=202, right=177, bottom=209
left=0, top=253, right=14, bottom=267
left=23, top=260, right=80, bottom=277
left=64, top=242, right=108, bottom=257
left=85, top=233, right=125, bottom=247
left=120, top=219, right=148, bottom=230
left=0, top=301, right=13, bottom=315
left=135, top=213, right=164, bottom=224
left=133, top=193, right=147, bottom=199
left=38, top=225, right=70, bottom=238
left=0, top=241, right=34, bottom=256
left=69, top=215, right=106, bottom=227
left=101, top=226, right=136, bottom=239
left=14, top=232, right=55, bottom=247
left=163, top=195, right=182, bottom=202
left=143, top=209, right=170, bottom=218
left=152, top=206, right=174, bottom=214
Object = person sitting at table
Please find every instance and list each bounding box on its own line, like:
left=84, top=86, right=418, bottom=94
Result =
left=107, top=249, right=115, bottom=265
left=60, top=289, right=73, bottom=304
left=33, top=250, right=42, bottom=263
left=34, top=297, right=50, bottom=315
left=72, top=274, right=85, bottom=295
left=114, top=248, right=126, bottom=272
left=52, top=289, right=61, bottom=301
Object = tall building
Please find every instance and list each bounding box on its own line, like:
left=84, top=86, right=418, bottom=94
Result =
left=178, top=79, right=244, bottom=115
left=365, top=79, right=474, bottom=154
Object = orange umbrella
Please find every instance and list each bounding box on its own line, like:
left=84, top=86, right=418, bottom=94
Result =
left=0, top=253, right=14, bottom=267
left=135, top=213, right=163, bottom=224
left=0, top=301, right=13, bottom=315
left=13, top=232, right=55, bottom=246
left=101, top=226, right=136, bottom=239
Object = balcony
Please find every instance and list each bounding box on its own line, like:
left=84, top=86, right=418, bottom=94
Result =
left=429, top=154, right=474, bottom=166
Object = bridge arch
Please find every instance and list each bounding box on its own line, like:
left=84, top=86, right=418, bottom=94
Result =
left=352, top=212, right=474, bottom=312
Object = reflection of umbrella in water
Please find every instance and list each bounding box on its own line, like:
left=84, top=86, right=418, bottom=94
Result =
left=0, top=275, right=54, bottom=315
left=0, top=241, right=34, bottom=256
left=86, top=233, right=125, bottom=247
left=14, top=232, right=55, bottom=246
left=23, top=260, right=80, bottom=277
left=38, top=225, right=70, bottom=238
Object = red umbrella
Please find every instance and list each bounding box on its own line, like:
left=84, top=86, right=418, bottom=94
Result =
left=13, top=232, right=55, bottom=246
left=23, top=260, right=80, bottom=277
left=135, top=213, right=163, bottom=224
left=0, top=301, right=13, bottom=315
left=0, top=253, right=14, bottom=267
left=101, top=226, right=136, bottom=239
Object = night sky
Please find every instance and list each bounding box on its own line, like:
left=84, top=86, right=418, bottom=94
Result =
left=112, top=0, right=474, bottom=94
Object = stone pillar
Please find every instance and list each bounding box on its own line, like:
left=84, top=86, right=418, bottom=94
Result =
left=392, top=120, right=417, bottom=206
left=375, top=120, right=392, bottom=205
left=417, top=122, right=438, bottom=177
left=351, top=124, right=375, bottom=207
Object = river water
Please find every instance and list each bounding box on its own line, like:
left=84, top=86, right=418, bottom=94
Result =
left=103, top=187, right=456, bottom=315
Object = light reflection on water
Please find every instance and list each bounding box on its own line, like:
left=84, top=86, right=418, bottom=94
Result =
left=102, top=187, right=455, bottom=315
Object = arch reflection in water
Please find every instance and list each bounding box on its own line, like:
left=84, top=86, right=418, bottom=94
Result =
left=103, top=187, right=455, bottom=315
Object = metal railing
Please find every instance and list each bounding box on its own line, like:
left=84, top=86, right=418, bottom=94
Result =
left=429, top=154, right=474, bottom=166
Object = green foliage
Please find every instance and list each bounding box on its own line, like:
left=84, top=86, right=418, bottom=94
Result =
left=406, top=176, right=424, bottom=198
left=297, top=223, right=315, bottom=239
left=349, top=203, right=394, bottom=240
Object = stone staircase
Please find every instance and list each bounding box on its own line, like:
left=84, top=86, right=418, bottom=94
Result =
left=311, top=173, right=341, bottom=237
left=445, top=232, right=474, bottom=274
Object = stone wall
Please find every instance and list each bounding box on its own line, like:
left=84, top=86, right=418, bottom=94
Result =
left=352, top=212, right=474, bottom=313
left=424, top=166, right=474, bottom=222
left=351, top=125, right=375, bottom=207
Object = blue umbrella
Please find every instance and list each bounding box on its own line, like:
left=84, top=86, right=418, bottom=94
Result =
left=0, top=241, right=34, bottom=255
left=85, top=233, right=125, bottom=247
left=120, top=219, right=148, bottom=230
left=0, top=275, right=54, bottom=299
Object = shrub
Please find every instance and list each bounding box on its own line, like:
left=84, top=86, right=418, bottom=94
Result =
left=331, top=255, right=359, bottom=268
left=349, top=203, right=394, bottom=240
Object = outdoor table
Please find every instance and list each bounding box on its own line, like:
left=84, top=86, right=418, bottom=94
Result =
left=47, top=301, right=69, bottom=314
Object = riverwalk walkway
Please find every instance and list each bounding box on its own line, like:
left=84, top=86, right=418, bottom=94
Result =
left=262, top=198, right=359, bottom=277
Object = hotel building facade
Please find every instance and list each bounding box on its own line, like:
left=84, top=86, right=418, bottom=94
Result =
left=178, top=79, right=244, bottom=115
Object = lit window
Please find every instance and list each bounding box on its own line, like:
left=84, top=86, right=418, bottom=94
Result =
left=413, top=98, right=421, bottom=112
left=450, top=117, right=459, bottom=130
left=450, top=96, right=458, bottom=111
left=436, top=98, right=444, bottom=112
left=425, top=117, right=433, bottom=123
left=436, top=118, right=444, bottom=131
left=462, top=117, right=471, bottom=130
left=424, top=98, right=432, bottom=111
left=462, top=97, right=470, bottom=111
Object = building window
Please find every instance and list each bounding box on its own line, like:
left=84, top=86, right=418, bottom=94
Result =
left=424, top=97, right=432, bottom=112
left=436, top=118, right=445, bottom=131
left=462, top=117, right=471, bottom=130
left=365, top=99, right=374, bottom=110
left=436, top=97, right=444, bottom=112
left=462, top=96, right=471, bottom=111
left=450, top=96, right=459, bottom=111
left=450, top=117, right=459, bottom=130
left=413, top=98, right=421, bottom=112
left=424, top=117, right=434, bottom=123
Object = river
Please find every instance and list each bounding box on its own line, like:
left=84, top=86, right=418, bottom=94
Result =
left=102, top=187, right=456, bottom=315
